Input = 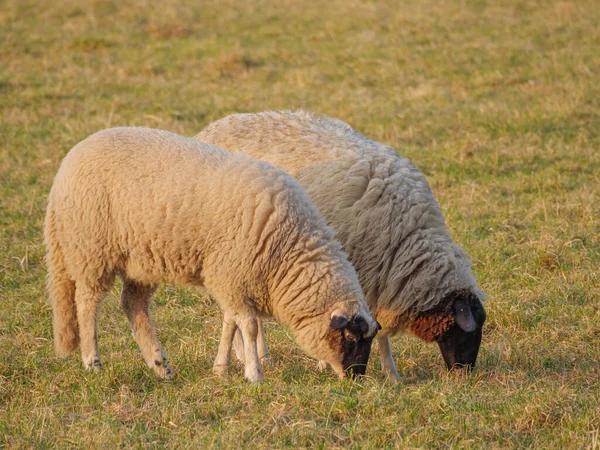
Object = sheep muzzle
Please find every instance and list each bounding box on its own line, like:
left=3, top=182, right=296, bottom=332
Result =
left=436, top=291, right=486, bottom=370
left=329, top=314, right=376, bottom=377
left=437, top=325, right=483, bottom=370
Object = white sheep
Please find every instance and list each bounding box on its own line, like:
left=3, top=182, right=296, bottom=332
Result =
left=195, top=111, right=487, bottom=379
left=44, top=127, right=380, bottom=382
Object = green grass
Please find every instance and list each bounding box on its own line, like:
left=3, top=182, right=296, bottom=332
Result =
left=1, top=0, right=599, bottom=447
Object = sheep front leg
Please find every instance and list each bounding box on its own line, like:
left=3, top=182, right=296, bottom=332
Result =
left=236, top=316, right=263, bottom=383
left=213, top=313, right=238, bottom=376
left=232, top=329, right=244, bottom=362
left=378, top=335, right=400, bottom=381
left=232, top=318, right=271, bottom=365
left=257, top=319, right=271, bottom=364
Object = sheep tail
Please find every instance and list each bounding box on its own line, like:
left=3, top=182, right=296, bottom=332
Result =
left=45, top=209, right=79, bottom=356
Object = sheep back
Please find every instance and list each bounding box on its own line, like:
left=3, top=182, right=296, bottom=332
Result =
left=196, top=111, right=479, bottom=335
left=47, top=127, right=355, bottom=322
left=47, top=126, right=378, bottom=376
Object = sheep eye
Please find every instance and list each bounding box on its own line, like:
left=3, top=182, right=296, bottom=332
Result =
left=343, top=330, right=359, bottom=342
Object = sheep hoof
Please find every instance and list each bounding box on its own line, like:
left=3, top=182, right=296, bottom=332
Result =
left=153, top=357, right=174, bottom=379
left=244, top=370, right=264, bottom=384
left=384, top=374, right=401, bottom=384
left=213, top=364, right=229, bottom=377
left=161, top=364, right=174, bottom=379
left=83, top=359, right=102, bottom=371
left=382, top=367, right=401, bottom=381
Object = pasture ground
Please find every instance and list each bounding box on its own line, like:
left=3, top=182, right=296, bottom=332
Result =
left=1, top=0, right=599, bottom=447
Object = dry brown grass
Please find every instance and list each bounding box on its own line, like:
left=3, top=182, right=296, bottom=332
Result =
left=1, top=0, right=599, bottom=447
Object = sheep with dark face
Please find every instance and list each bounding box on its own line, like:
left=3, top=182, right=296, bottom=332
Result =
left=44, top=126, right=379, bottom=382
left=195, top=111, right=487, bottom=379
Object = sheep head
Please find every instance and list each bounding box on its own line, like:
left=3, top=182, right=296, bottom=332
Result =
left=410, top=289, right=486, bottom=370
left=327, top=308, right=381, bottom=377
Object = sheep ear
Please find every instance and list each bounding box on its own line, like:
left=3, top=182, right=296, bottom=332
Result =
left=454, top=299, right=477, bottom=332
left=330, top=309, right=349, bottom=329
left=473, top=288, right=489, bottom=301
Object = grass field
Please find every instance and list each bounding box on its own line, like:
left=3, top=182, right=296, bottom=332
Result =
left=1, top=0, right=599, bottom=447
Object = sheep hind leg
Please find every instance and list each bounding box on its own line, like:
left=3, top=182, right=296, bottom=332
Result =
left=236, top=315, right=263, bottom=383
left=232, top=318, right=271, bottom=366
left=75, top=282, right=108, bottom=371
left=213, top=313, right=238, bottom=376
left=232, top=329, right=244, bottom=362
left=378, top=335, right=400, bottom=381
left=120, top=278, right=172, bottom=379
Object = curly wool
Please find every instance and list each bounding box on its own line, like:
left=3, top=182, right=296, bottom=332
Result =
left=44, top=126, right=375, bottom=375
left=196, top=111, right=481, bottom=335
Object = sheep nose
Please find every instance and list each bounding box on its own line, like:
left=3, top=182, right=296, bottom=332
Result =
left=345, top=364, right=367, bottom=378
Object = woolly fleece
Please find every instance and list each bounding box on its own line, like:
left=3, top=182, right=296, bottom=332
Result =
left=44, top=126, right=377, bottom=381
left=196, top=111, right=484, bottom=337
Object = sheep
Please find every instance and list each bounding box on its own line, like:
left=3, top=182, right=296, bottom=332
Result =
left=195, top=110, right=487, bottom=380
left=44, top=126, right=380, bottom=383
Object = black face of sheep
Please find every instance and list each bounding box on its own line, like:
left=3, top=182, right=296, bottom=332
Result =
left=436, top=291, right=486, bottom=370
left=330, top=314, right=381, bottom=377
